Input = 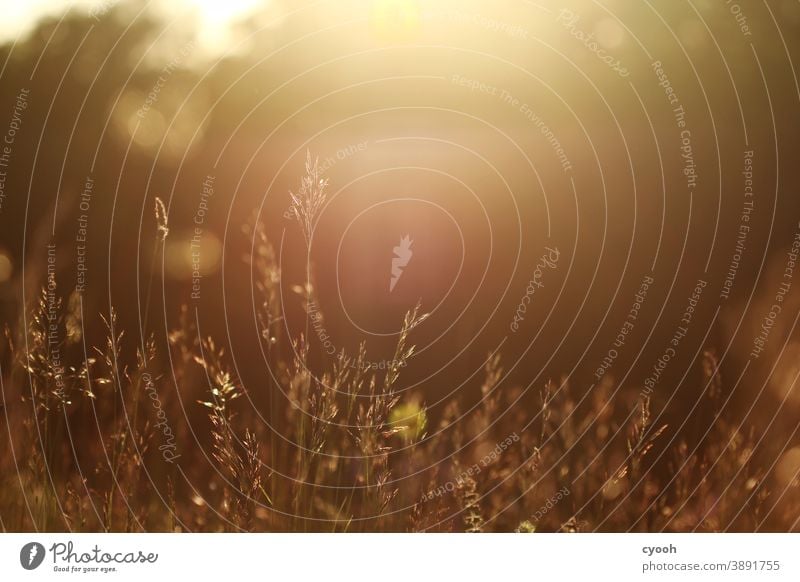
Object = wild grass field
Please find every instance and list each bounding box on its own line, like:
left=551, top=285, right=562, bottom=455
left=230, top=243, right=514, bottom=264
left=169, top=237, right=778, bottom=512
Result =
left=1, top=156, right=798, bottom=533
left=1, top=0, right=800, bottom=537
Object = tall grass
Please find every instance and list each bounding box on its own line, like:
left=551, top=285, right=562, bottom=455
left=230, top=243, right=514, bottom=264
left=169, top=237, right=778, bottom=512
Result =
left=0, top=162, right=798, bottom=533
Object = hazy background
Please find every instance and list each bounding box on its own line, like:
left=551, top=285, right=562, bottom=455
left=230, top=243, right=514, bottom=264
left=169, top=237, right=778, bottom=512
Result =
left=1, top=0, right=800, bottom=494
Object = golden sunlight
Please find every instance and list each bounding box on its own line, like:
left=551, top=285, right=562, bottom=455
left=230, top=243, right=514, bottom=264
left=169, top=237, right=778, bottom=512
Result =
left=371, top=0, right=422, bottom=40
left=159, top=0, right=264, bottom=49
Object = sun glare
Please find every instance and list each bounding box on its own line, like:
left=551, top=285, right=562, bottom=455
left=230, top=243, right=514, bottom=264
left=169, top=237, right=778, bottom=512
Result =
left=163, top=0, right=263, bottom=50
left=0, top=0, right=265, bottom=50
left=181, top=0, right=262, bottom=25
left=371, top=0, right=422, bottom=39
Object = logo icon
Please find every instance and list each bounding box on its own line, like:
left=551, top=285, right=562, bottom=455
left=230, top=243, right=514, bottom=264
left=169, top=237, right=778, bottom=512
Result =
left=390, top=235, right=413, bottom=292
left=20, top=542, right=45, bottom=570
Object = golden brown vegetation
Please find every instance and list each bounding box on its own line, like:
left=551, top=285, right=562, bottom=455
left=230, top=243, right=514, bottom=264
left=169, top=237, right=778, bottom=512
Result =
left=1, top=162, right=798, bottom=533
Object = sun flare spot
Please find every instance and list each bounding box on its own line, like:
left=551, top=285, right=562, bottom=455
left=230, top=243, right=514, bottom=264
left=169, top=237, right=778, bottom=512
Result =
left=163, top=0, right=264, bottom=51
left=371, top=0, right=422, bottom=40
